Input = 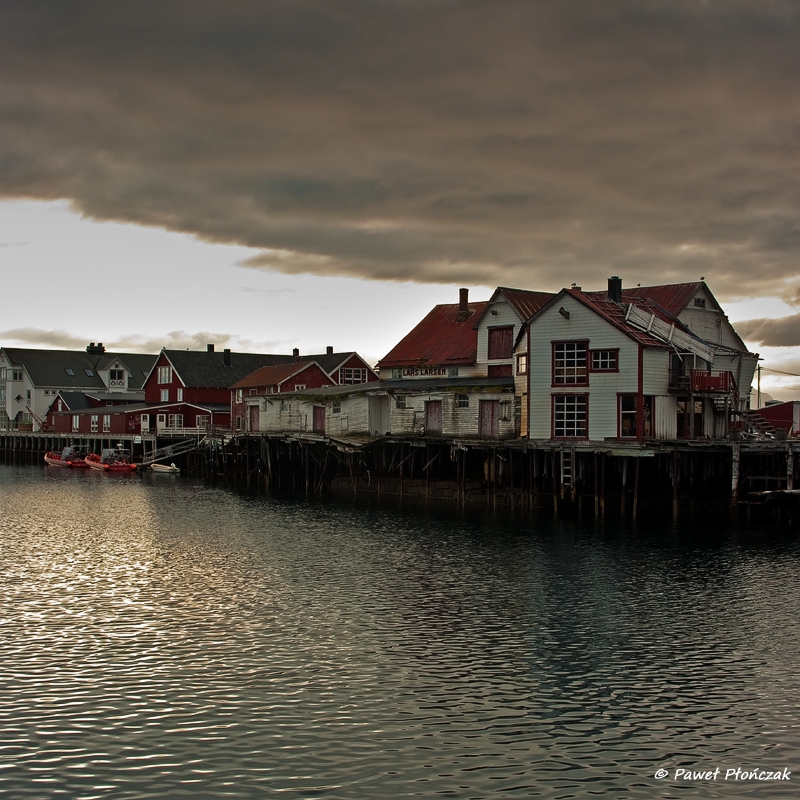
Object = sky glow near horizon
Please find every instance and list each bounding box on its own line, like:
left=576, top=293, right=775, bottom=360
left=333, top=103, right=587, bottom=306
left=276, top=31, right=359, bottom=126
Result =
left=2, top=1, right=800, bottom=400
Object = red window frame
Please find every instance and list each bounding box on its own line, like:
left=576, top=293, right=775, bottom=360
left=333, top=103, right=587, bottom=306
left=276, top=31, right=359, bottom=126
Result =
left=589, top=348, right=619, bottom=373
left=551, top=393, right=589, bottom=439
left=552, top=340, right=589, bottom=387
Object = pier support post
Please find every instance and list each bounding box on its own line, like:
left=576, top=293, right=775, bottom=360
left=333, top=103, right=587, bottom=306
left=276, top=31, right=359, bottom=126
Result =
left=730, top=442, right=740, bottom=512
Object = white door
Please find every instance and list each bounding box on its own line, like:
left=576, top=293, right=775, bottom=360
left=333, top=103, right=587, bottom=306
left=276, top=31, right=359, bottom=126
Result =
left=140, top=414, right=150, bottom=432
left=157, top=413, right=167, bottom=431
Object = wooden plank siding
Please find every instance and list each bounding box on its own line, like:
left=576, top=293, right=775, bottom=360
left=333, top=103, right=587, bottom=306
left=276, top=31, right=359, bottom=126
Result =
left=527, top=293, right=667, bottom=441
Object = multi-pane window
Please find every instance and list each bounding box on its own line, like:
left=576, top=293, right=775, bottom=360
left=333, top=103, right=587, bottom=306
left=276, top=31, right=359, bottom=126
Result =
left=553, top=394, right=587, bottom=438
left=553, top=342, right=588, bottom=385
left=177, top=388, right=184, bottom=401
left=516, top=353, right=528, bottom=375
left=11, top=369, right=23, bottom=381
left=72, top=415, right=80, bottom=432
left=160, top=389, right=169, bottom=402
left=332, top=401, right=341, bottom=414
left=456, top=394, right=469, bottom=408
left=90, top=415, right=98, bottom=432
left=103, top=415, right=110, bottom=433
left=591, top=350, right=618, bottom=371
left=339, top=368, right=368, bottom=384
left=395, top=395, right=406, bottom=409
left=196, top=415, right=210, bottom=430
left=109, top=369, right=125, bottom=388
left=168, top=414, right=183, bottom=428
left=157, top=366, right=172, bottom=384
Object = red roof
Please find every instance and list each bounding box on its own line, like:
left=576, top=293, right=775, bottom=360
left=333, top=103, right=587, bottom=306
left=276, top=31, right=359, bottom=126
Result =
left=378, top=302, right=489, bottom=368
left=231, top=361, right=323, bottom=390
left=620, top=282, right=706, bottom=315
left=493, top=287, right=555, bottom=321
left=565, top=289, right=690, bottom=348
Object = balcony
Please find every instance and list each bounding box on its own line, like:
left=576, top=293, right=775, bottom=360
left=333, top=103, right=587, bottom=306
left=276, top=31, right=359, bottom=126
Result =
left=690, top=370, right=735, bottom=394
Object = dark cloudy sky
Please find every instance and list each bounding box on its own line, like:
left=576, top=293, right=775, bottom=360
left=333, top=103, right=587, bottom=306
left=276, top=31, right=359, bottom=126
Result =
left=2, top=1, right=800, bottom=393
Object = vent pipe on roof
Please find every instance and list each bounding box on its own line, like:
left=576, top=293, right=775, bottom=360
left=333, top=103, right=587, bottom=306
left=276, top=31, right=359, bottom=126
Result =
left=293, top=348, right=300, bottom=362
left=608, top=276, right=622, bottom=303
left=459, top=287, right=469, bottom=312
left=223, top=348, right=231, bottom=366
left=207, top=344, right=215, bottom=352
left=327, top=346, right=333, bottom=355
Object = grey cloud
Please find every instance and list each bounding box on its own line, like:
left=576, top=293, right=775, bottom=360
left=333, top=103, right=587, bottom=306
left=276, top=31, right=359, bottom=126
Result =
left=2, top=1, right=800, bottom=299
left=735, top=315, right=800, bottom=348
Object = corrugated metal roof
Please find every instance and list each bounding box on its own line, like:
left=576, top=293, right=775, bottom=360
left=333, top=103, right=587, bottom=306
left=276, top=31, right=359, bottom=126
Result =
left=494, top=287, right=555, bottom=321
left=620, top=282, right=705, bottom=315
left=377, top=302, right=488, bottom=368
left=565, top=289, right=683, bottom=348
left=230, top=361, right=323, bottom=390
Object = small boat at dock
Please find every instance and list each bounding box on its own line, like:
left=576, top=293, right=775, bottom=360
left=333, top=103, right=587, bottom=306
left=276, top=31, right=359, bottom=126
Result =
left=86, top=446, right=137, bottom=472
left=150, top=462, right=180, bottom=474
left=44, top=446, right=89, bottom=468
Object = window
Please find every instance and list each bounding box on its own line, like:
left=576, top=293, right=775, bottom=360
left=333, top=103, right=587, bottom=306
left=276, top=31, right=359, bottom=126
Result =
left=109, top=369, right=125, bottom=388
left=160, top=389, right=169, bottom=402
left=177, top=388, right=184, bottom=401
left=619, top=395, right=638, bottom=438
left=84, top=369, right=94, bottom=377
left=235, top=416, right=242, bottom=430
left=157, top=366, right=172, bottom=384
left=72, top=415, right=80, bottom=432
left=280, top=400, right=290, bottom=412
left=294, top=384, right=306, bottom=391
left=694, top=297, right=706, bottom=308
left=26, top=389, right=30, bottom=402
left=553, top=342, right=588, bottom=385
left=11, top=369, right=23, bottom=381
left=90, top=415, right=98, bottom=432
left=249, top=388, right=258, bottom=396
left=339, top=367, right=368, bottom=384
left=332, top=401, right=341, bottom=414
left=235, top=389, right=243, bottom=403
left=488, top=326, right=514, bottom=359
left=457, top=394, right=469, bottom=408
left=590, top=350, right=618, bottom=372
left=65, top=368, right=74, bottom=376
left=448, top=367, right=459, bottom=378
left=553, top=394, right=588, bottom=438
left=196, top=415, right=210, bottom=430
left=395, top=395, right=406, bottom=409
left=168, top=414, right=183, bottom=428
left=517, top=354, right=528, bottom=375
left=103, top=415, right=110, bottom=433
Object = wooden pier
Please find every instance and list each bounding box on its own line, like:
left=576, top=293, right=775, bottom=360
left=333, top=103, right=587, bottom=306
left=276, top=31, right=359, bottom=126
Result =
left=4, top=429, right=798, bottom=523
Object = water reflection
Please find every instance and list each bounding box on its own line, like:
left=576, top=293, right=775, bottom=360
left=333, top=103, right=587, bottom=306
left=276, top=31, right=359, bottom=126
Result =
left=1, top=465, right=798, bottom=798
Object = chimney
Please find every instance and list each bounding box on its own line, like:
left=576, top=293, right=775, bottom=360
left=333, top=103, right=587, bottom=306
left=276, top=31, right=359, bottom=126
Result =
left=86, top=342, right=106, bottom=354
left=459, top=287, right=469, bottom=313
left=326, top=346, right=333, bottom=355
left=293, top=348, right=300, bottom=362
left=207, top=344, right=215, bottom=352
left=223, top=348, right=231, bottom=366
left=608, top=276, right=622, bottom=303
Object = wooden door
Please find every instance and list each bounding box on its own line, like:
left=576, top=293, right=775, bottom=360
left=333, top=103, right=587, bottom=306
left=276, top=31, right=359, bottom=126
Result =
left=425, top=400, right=442, bottom=437
left=313, top=406, right=326, bottom=434
left=368, top=395, right=390, bottom=436
left=479, top=400, right=500, bottom=439
left=248, top=404, right=260, bottom=432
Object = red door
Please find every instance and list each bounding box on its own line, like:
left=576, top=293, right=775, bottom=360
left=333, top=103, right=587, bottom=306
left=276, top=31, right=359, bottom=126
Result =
left=249, top=405, right=260, bottom=432
left=479, top=400, right=500, bottom=439
left=425, top=401, right=442, bottom=437
left=313, top=406, right=326, bottom=434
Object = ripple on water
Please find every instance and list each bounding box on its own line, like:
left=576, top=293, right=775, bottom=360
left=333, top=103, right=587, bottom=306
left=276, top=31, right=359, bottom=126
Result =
left=0, top=465, right=799, bottom=798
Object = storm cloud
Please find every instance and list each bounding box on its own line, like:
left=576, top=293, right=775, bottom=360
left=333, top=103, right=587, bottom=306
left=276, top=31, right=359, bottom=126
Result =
left=2, top=0, right=800, bottom=299
left=735, top=314, right=800, bottom=347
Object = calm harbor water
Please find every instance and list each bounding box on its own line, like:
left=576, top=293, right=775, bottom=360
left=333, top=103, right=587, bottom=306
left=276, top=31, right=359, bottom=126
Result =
left=1, top=464, right=798, bottom=799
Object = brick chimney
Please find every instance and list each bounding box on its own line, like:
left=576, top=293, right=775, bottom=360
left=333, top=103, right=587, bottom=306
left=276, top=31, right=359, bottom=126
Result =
left=459, top=287, right=469, bottom=313
left=293, top=348, right=300, bottom=362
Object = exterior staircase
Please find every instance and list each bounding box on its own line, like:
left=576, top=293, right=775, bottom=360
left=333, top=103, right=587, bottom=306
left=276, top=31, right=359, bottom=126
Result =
left=736, top=410, right=777, bottom=440
left=140, top=436, right=206, bottom=466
